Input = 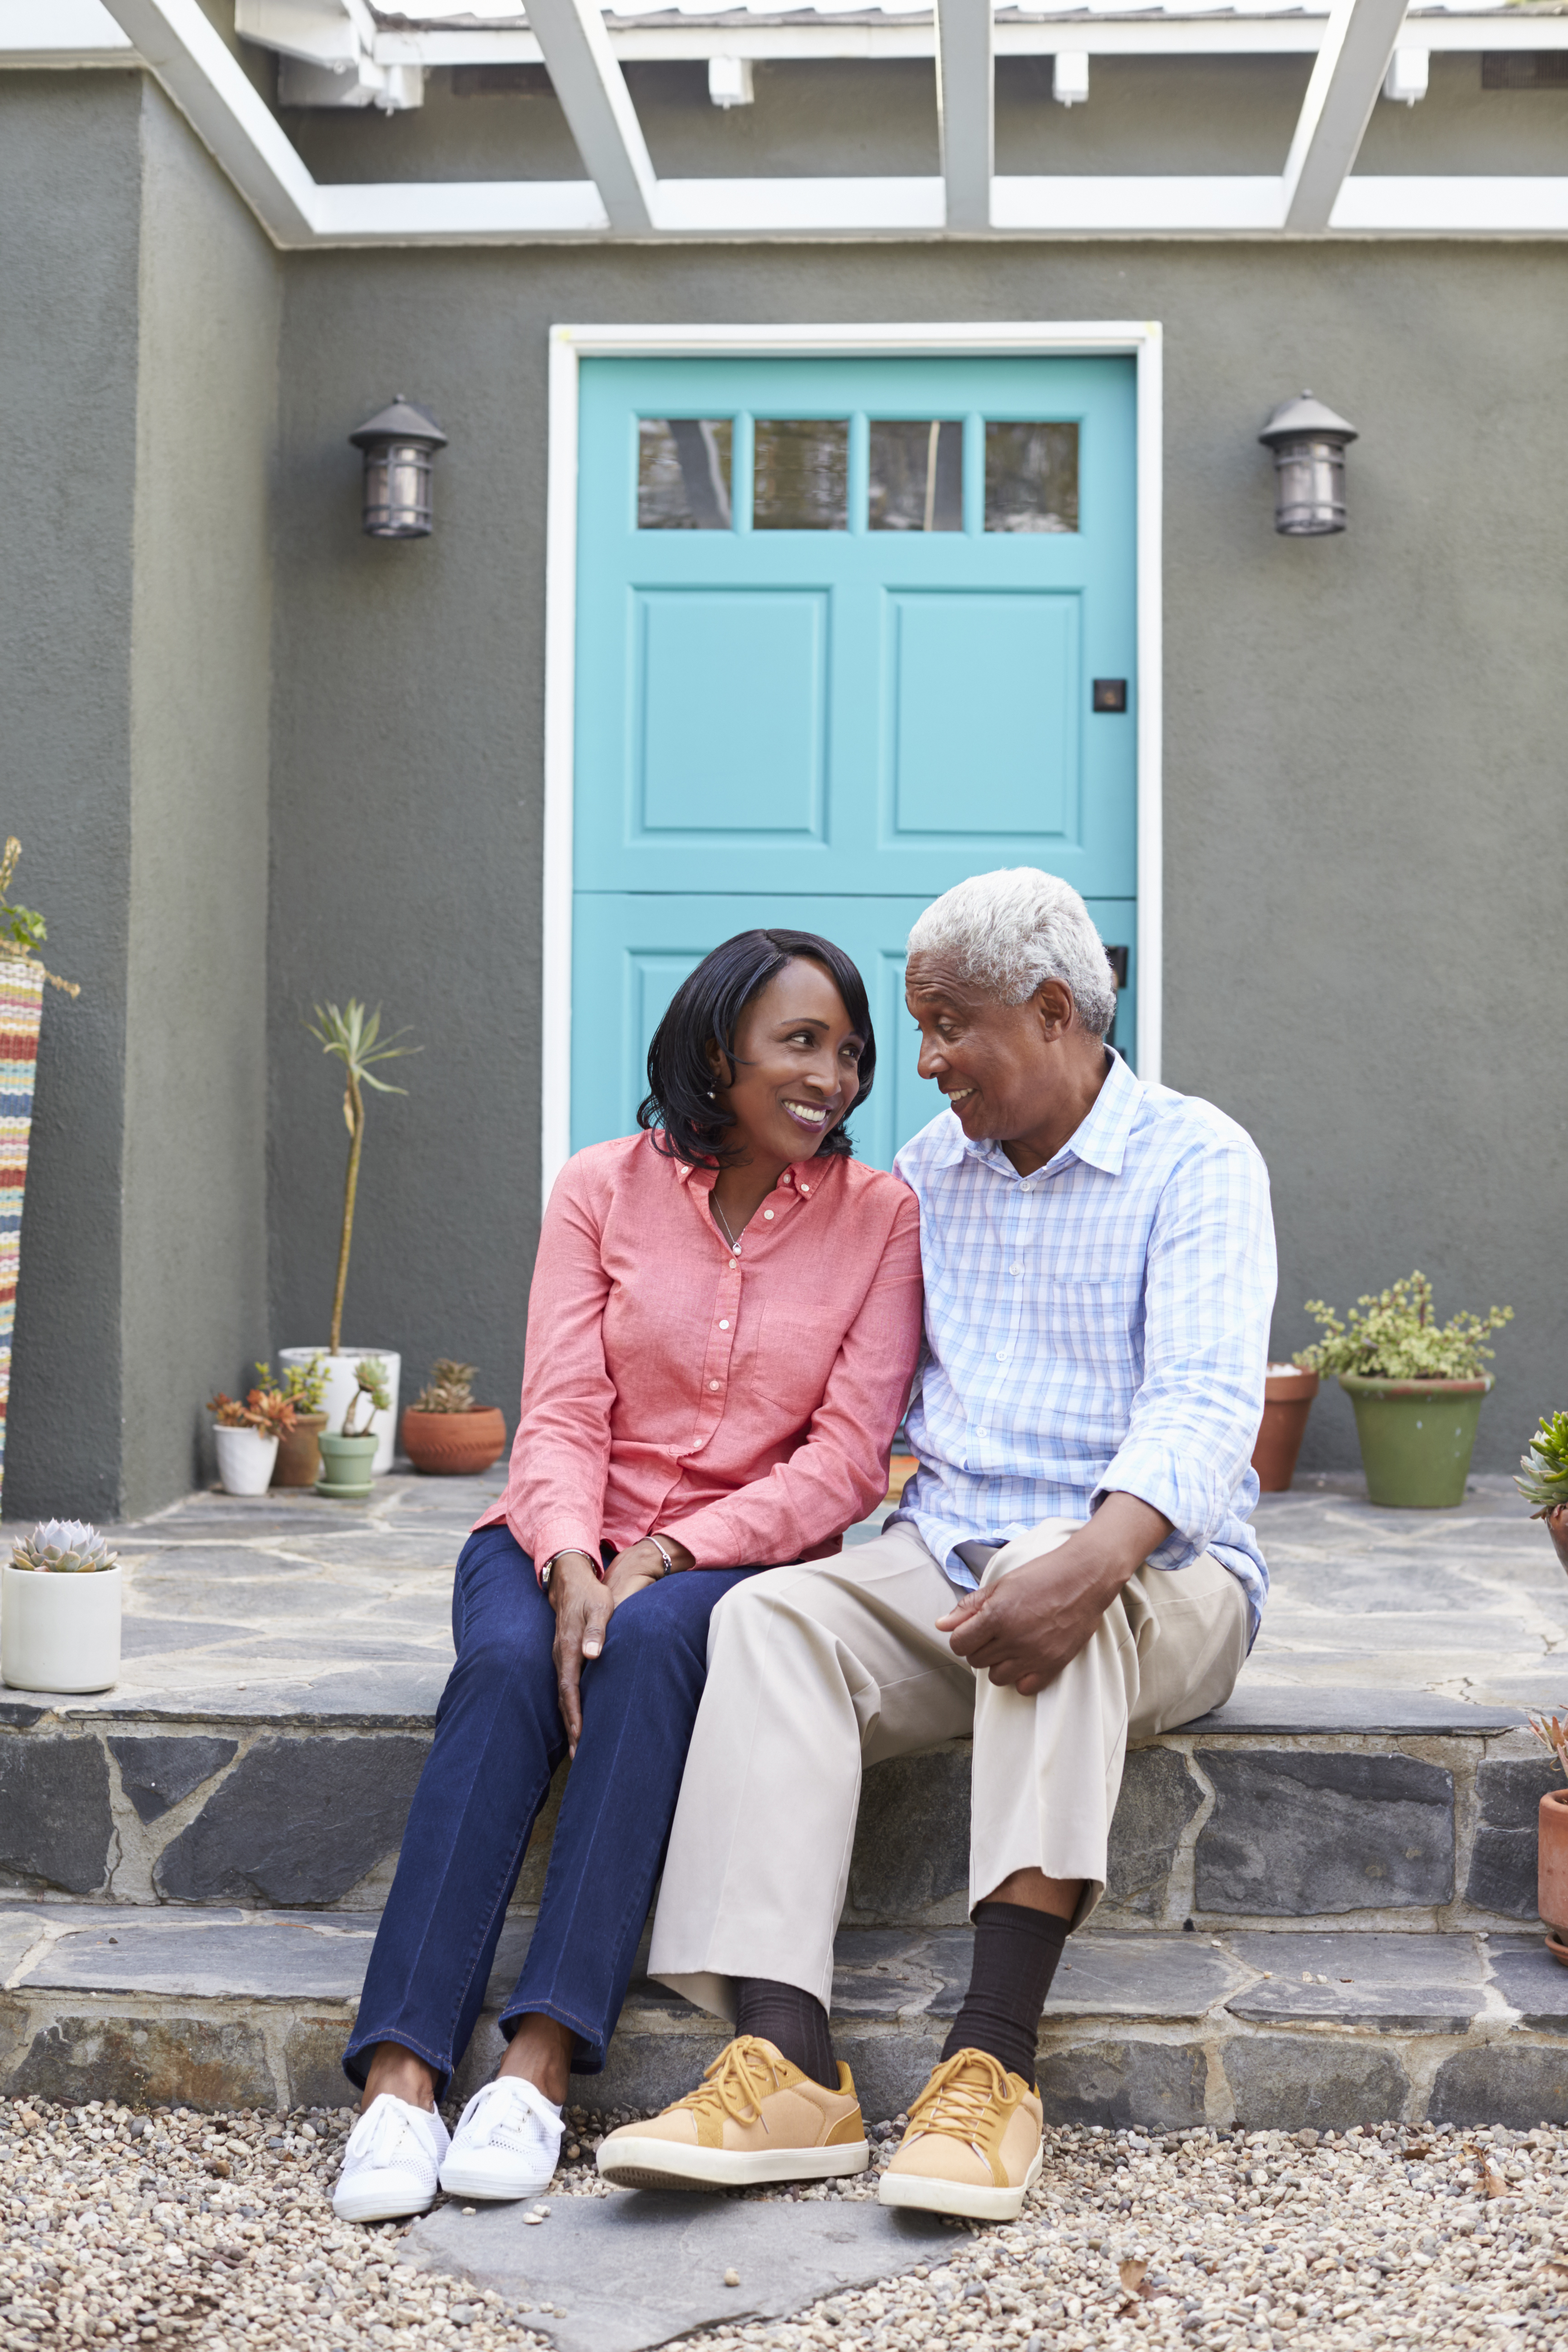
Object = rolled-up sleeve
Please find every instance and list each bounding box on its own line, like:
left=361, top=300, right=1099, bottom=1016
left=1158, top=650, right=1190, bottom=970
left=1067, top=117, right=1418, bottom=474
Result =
left=500, top=1161, right=615, bottom=1575
left=658, top=1190, right=925, bottom=1568
left=1093, top=1132, right=1276, bottom=1571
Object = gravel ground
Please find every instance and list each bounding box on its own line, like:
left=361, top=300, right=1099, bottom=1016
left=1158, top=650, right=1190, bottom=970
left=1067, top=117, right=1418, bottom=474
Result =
left=4, top=2096, right=1567, bottom=2351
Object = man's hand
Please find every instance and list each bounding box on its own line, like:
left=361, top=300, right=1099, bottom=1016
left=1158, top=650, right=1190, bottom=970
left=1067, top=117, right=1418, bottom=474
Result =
left=935, top=1493, right=1174, bottom=1693
left=547, top=1536, right=696, bottom=1756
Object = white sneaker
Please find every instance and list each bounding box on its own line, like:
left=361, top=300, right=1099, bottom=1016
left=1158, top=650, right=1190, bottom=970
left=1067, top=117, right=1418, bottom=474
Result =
left=438, top=2077, right=564, bottom=2203
left=332, top=2093, right=451, bottom=2223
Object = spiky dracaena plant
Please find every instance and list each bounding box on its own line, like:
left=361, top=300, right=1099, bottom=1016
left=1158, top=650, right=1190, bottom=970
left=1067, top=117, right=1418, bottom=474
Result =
left=11, top=1520, right=118, bottom=1573
left=307, top=1002, right=419, bottom=1356
left=1518, top=1412, right=1568, bottom=1521
left=411, top=1360, right=478, bottom=1414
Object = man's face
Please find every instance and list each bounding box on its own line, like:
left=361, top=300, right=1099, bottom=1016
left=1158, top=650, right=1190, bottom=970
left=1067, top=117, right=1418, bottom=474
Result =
left=904, top=953, right=1069, bottom=1145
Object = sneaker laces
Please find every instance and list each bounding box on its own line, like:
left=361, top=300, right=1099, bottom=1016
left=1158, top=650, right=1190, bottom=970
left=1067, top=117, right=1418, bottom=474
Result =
left=671, top=2036, right=791, bottom=2132
left=903, top=2050, right=1019, bottom=2154
left=348, top=2096, right=429, bottom=2171
left=456, top=2077, right=557, bottom=2153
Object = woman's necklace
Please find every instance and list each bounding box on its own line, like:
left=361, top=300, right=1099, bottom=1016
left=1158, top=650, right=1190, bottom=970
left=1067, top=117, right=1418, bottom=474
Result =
left=711, top=1195, right=745, bottom=1255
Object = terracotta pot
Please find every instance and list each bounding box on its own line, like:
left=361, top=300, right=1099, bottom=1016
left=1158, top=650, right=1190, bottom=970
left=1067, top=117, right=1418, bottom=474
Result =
left=1252, top=1368, right=1319, bottom=1493
left=401, top=1405, right=508, bottom=1476
left=272, top=1411, right=327, bottom=1489
left=1540, top=1788, right=1568, bottom=1942
left=1548, top=1506, right=1568, bottom=1575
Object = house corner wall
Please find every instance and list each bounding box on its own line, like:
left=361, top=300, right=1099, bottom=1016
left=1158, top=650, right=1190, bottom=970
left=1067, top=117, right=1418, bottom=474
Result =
left=121, top=80, right=280, bottom=1519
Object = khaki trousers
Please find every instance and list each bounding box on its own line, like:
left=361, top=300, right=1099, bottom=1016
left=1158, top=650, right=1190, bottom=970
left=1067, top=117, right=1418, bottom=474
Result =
left=648, top=1517, right=1250, bottom=2021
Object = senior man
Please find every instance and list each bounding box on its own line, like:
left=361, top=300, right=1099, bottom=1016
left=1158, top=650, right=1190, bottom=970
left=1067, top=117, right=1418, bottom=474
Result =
left=598, top=867, right=1276, bottom=2221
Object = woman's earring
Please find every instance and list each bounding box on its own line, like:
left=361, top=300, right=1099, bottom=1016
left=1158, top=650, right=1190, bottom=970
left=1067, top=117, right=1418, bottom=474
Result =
left=706, top=1087, right=716, bottom=1099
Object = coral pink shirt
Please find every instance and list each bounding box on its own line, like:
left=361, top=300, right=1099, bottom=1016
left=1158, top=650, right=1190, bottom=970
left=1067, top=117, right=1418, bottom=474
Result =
left=476, top=1132, right=924, bottom=1573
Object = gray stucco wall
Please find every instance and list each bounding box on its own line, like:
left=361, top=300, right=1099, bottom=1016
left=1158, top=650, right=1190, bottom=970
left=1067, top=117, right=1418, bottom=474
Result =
left=0, top=74, right=277, bottom=1523
left=123, top=83, right=279, bottom=1515
left=0, top=74, right=142, bottom=1524
left=270, top=242, right=1568, bottom=1476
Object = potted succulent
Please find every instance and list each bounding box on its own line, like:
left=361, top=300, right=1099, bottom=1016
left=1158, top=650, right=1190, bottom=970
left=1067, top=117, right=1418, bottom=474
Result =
left=256, top=1354, right=330, bottom=1489
left=1295, top=1269, right=1513, bottom=1508
left=1252, top=1362, right=1320, bottom=1493
left=0, top=838, right=78, bottom=1515
left=317, top=1357, right=390, bottom=1499
left=1529, top=1706, right=1568, bottom=1965
left=208, top=1386, right=298, bottom=1496
left=1518, top=1411, right=1568, bottom=1574
left=279, top=1000, right=418, bottom=1475
left=401, top=1360, right=509, bottom=1475
left=2, top=1520, right=120, bottom=1693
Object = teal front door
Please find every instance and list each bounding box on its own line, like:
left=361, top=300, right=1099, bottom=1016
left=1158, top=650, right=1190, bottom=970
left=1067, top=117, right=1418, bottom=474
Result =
left=571, top=353, right=1138, bottom=1170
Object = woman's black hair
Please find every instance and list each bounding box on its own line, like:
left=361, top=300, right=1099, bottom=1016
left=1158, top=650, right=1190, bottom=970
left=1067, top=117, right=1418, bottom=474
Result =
left=638, top=929, right=876, bottom=1168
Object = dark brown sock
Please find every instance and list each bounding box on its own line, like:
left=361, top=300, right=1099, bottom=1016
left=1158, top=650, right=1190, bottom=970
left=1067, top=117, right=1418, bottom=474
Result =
left=941, top=1901, right=1070, bottom=2087
left=733, top=1977, right=838, bottom=2090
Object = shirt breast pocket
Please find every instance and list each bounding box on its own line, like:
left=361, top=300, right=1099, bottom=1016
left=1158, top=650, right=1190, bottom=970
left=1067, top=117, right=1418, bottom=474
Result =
left=1036, top=1271, right=1142, bottom=1384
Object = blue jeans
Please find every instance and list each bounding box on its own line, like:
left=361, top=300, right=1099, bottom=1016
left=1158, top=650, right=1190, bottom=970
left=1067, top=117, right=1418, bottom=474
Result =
left=343, top=1522, right=758, bottom=2094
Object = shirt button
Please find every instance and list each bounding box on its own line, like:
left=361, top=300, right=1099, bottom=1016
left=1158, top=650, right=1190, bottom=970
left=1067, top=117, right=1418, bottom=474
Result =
left=763, top=1209, right=774, bottom=1220
left=718, top=1319, right=730, bottom=1331
left=800, top=1182, right=810, bottom=1194
left=996, top=1349, right=1009, bottom=1362
left=708, top=1380, right=720, bottom=1392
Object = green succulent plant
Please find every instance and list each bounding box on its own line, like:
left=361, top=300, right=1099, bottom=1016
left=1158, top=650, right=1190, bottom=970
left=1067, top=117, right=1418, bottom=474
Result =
left=342, top=1354, right=391, bottom=1439
left=1518, top=1411, right=1568, bottom=1520
left=0, top=838, right=78, bottom=997
left=1294, top=1269, right=1512, bottom=1383
left=256, top=1354, right=329, bottom=1415
left=10, top=1519, right=118, bottom=1573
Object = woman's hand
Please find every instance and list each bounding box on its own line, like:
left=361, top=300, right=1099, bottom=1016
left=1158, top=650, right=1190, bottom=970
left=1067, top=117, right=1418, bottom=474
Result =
left=547, top=1536, right=696, bottom=1755
left=546, top=1552, right=613, bottom=1758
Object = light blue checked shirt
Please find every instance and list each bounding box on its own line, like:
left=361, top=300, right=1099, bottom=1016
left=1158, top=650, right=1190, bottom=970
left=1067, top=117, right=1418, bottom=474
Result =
left=891, top=1051, right=1276, bottom=1637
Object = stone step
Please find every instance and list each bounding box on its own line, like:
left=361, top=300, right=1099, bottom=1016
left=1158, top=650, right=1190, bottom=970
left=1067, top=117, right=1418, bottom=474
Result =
left=5, top=1901, right=1568, bottom=2133
left=0, top=1688, right=1547, bottom=1934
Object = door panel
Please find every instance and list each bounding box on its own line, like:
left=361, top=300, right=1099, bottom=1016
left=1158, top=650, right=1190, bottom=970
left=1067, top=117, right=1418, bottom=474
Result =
left=572, top=354, right=1139, bottom=1168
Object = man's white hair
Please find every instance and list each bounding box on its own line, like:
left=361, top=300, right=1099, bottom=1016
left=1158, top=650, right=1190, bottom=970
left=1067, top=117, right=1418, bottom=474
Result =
left=906, top=867, right=1118, bottom=1038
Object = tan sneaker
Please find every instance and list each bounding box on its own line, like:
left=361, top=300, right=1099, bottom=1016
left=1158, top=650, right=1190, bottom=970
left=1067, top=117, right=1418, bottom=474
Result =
left=878, top=2048, right=1043, bottom=2221
left=596, top=2036, right=869, bottom=2191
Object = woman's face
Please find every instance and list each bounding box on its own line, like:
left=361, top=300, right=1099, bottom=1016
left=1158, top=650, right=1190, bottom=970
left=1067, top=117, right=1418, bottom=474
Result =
left=710, top=957, right=865, bottom=1166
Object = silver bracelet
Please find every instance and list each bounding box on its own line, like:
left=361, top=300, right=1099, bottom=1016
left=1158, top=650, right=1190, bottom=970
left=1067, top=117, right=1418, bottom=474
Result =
left=647, top=1534, right=677, bottom=1578
left=539, top=1548, right=602, bottom=1590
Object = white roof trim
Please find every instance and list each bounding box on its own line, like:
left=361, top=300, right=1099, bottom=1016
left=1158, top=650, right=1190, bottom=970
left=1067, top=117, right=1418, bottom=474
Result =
left=22, top=0, right=1568, bottom=242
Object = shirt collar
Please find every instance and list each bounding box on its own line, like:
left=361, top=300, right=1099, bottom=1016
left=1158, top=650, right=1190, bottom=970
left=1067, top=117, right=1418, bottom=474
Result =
left=951, top=1049, right=1144, bottom=1182
left=673, top=1154, right=826, bottom=1195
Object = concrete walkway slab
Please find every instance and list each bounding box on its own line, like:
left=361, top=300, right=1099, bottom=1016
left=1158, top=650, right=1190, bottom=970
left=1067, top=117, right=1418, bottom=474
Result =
left=399, top=2190, right=951, bottom=2352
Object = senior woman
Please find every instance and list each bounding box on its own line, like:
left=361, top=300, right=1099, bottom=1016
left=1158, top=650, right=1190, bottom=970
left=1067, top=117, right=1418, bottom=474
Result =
left=332, top=928, right=923, bottom=2223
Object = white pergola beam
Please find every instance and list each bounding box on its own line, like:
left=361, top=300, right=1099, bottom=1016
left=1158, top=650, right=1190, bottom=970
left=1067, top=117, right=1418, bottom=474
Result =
left=98, top=0, right=319, bottom=242
left=521, top=0, right=657, bottom=233
left=1283, top=0, right=1411, bottom=231
left=935, top=0, right=993, bottom=232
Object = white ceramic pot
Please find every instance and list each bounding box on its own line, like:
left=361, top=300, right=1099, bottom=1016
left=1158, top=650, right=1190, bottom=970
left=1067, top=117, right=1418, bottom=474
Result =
left=278, top=1349, right=401, bottom=1474
left=1, top=1562, right=122, bottom=1693
left=213, top=1424, right=280, bottom=1497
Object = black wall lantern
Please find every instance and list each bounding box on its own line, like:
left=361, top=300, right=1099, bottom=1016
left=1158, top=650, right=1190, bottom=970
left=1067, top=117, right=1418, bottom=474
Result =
left=1259, top=392, right=1358, bottom=537
left=349, top=397, right=447, bottom=538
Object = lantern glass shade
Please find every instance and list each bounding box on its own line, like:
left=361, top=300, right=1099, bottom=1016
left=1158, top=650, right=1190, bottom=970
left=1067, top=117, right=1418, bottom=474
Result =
left=1259, top=392, right=1357, bottom=537
left=348, top=398, right=447, bottom=539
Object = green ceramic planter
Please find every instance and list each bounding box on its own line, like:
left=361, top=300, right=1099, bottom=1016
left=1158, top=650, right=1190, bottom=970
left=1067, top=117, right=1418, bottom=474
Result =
left=1338, top=1372, right=1492, bottom=1508
left=315, top=1431, right=378, bottom=1499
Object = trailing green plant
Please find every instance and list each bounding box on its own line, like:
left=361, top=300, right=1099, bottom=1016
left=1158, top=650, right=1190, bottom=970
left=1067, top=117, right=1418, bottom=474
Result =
left=410, top=1359, right=478, bottom=1414
left=255, top=1354, right=329, bottom=1416
left=1517, top=1411, right=1568, bottom=1521
left=208, top=1387, right=299, bottom=1441
left=307, top=1000, right=419, bottom=1357
left=341, top=1355, right=391, bottom=1439
left=10, top=1520, right=118, bottom=1573
left=0, top=838, right=78, bottom=996
left=1294, top=1270, right=1513, bottom=1382
left=1530, top=1707, right=1568, bottom=1780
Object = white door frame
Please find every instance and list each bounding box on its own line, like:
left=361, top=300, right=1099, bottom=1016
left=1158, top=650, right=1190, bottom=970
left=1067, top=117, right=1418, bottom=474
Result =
left=542, top=318, right=1164, bottom=1206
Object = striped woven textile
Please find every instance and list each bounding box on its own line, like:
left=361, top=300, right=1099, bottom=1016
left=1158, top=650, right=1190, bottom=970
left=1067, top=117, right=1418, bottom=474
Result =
left=0, top=960, right=45, bottom=1509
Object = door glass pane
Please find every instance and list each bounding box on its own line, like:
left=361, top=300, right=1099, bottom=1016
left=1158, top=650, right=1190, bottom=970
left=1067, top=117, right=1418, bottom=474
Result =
left=638, top=418, right=733, bottom=529
left=984, top=421, right=1079, bottom=534
left=868, top=420, right=964, bottom=532
left=753, top=420, right=848, bottom=530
